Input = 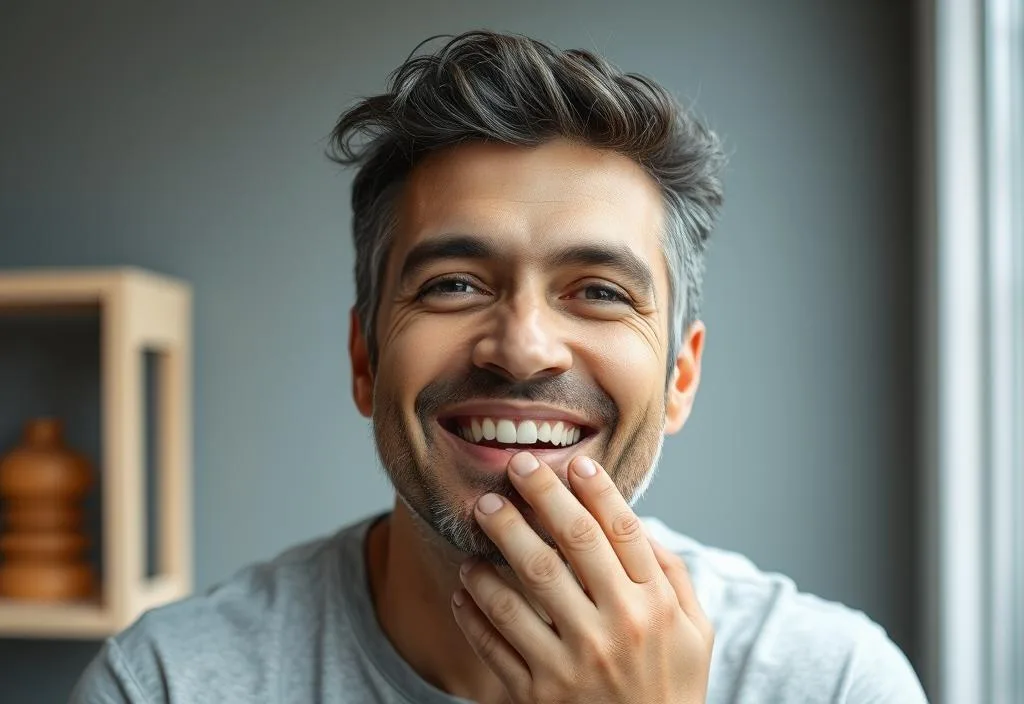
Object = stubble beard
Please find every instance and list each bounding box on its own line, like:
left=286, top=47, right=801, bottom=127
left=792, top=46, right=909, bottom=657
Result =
left=373, top=396, right=667, bottom=568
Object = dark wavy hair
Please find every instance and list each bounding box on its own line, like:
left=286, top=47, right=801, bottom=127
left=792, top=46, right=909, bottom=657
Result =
left=329, top=30, right=726, bottom=377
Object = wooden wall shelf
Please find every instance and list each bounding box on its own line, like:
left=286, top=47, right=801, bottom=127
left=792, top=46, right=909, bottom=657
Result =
left=0, top=267, right=193, bottom=639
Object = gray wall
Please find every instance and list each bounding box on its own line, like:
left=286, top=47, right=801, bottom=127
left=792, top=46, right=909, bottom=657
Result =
left=0, top=1, right=917, bottom=701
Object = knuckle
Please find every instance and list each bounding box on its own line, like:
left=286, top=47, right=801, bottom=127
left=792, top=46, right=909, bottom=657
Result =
left=533, top=653, right=578, bottom=693
left=486, top=590, right=522, bottom=629
left=530, top=658, right=576, bottom=700
left=523, top=550, right=563, bottom=588
left=573, top=632, right=601, bottom=663
left=536, top=476, right=562, bottom=497
left=650, top=595, right=679, bottom=629
left=475, top=626, right=504, bottom=663
left=579, top=634, right=615, bottom=672
left=618, top=608, right=647, bottom=645
left=610, top=510, right=643, bottom=544
left=595, top=610, right=645, bottom=665
left=561, top=513, right=602, bottom=552
left=495, top=514, right=519, bottom=534
left=595, top=480, right=620, bottom=500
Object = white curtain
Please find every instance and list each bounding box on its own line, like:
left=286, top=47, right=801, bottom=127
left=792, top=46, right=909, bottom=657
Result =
left=920, top=1, right=1024, bottom=702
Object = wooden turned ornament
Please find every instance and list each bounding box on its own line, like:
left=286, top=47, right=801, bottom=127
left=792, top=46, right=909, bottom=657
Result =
left=0, top=418, right=97, bottom=601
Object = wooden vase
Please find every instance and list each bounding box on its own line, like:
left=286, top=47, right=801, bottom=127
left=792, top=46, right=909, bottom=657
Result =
left=0, top=418, right=97, bottom=601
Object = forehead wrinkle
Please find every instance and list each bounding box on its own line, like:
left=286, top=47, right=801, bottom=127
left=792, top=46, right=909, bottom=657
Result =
left=393, top=140, right=670, bottom=296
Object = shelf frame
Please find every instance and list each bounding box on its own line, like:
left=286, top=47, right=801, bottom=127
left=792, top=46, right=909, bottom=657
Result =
left=0, top=267, right=193, bottom=639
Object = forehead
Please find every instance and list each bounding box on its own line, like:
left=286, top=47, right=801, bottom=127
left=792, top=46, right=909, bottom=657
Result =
left=394, top=139, right=667, bottom=266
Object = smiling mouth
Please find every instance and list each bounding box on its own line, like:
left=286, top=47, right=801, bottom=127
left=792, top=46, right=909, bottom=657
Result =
left=438, top=416, right=595, bottom=451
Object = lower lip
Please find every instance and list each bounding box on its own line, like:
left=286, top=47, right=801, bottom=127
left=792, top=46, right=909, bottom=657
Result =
left=437, top=422, right=593, bottom=475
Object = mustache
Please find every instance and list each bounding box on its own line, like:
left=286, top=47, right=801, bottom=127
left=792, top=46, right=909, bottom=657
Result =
left=415, top=366, right=618, bottom=429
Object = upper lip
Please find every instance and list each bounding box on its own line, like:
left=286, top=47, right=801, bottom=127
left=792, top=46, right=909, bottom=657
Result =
left=436, top=401, right=599, bottom=430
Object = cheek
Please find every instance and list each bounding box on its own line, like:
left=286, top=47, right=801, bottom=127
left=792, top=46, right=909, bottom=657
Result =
left=376, top=313, right=468, bottom=404
left=578, top=326, right=666, bottom=412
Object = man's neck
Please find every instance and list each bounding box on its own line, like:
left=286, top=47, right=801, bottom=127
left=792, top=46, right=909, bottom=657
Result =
left=365, top=500, right=511, bottom=704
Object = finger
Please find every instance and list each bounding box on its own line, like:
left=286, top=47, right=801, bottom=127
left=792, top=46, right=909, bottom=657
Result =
left=451, top=587, right=533, bottom=700
left=646, top=533, right=707, bottom=625
left=459, top=555, right=563, bottom=669
left=505, top=452, right=633, bottom=614
left=567, top=455, right=661, bottom=586
left=472, top=486, right=598, bottom=639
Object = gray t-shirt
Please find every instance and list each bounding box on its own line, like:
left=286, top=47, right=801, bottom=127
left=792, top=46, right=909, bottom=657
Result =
left=70, top=512, right=928, bottom=703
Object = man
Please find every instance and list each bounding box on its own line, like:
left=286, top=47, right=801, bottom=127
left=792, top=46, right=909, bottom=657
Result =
left=72, top=30, right=928, bottom=703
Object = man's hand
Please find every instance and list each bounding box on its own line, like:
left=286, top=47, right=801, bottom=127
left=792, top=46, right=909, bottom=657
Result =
left=451, top=451, right=714, bottom=704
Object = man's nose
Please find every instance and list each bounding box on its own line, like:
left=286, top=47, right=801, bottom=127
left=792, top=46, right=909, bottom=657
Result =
left=471, top=295, right=572, bottom=382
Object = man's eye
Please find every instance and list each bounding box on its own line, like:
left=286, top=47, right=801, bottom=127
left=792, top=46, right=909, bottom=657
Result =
left=418, top=276, right=480, bottom=298
left=578, top=284, right=629, bottom=303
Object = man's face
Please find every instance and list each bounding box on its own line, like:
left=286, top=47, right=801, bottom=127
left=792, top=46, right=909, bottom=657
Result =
left=353, top=138, right=700, bottom=566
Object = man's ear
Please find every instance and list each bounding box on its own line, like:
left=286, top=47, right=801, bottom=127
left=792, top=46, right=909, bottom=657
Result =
left=664, top=321, right=706, bottom=435
left=349, top=307, right=374, bottom=418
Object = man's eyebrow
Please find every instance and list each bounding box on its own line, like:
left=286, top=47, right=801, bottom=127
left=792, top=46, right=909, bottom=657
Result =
left=398, top=234, right=656, bottom=299
left=549, top=243, right=656, bottom=298
left=398, top=234, right=497, bottom=286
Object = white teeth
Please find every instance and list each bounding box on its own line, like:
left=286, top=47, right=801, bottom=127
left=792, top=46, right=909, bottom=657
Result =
left=517, top=420, right=538, bottom=444
left=481, top=418, right=496, bottom=440
left=454, top=417, right=585, bottom=447
left=551, top=421, right=564, bottom=446
left=496, top=419, right=517, bottom=443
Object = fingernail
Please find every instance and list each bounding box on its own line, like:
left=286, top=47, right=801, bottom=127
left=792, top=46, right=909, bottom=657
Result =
left=510, top=452, right=539, bottom=476
left=453, top=588, right=466, bottom=606
left=460, top=560, right=474, bottom=576
left=574, top=457, right=597, bottom=477
left=477, top=493, right=504, bottom=514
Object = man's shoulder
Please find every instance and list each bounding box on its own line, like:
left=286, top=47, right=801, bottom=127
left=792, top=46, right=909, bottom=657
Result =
left=641, top=515, right=885, bottom=641
left=70, top=526, right=356, bottom=703
left=640, top=516, right=928, bottom=702
left=125, top=529, right=340, bottom=644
